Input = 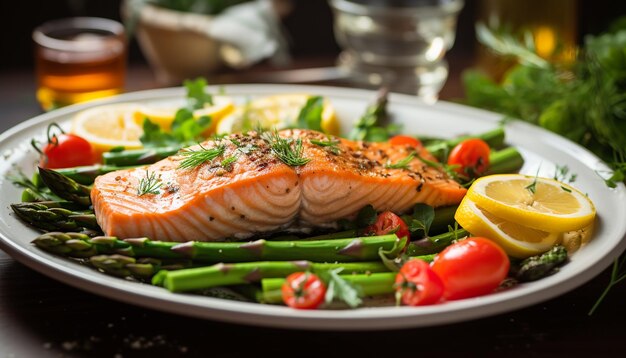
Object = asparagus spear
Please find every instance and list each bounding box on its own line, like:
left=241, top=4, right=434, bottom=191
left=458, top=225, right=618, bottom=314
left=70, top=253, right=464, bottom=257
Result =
left=11, top=202, right=99, bottom=232
left=32, top=164, right=139, bottom=186
left=405, top=228, right=469, bottom=256
left=37, top=167, right=92, bottom=206
left=32, top=233, right=405, bottom=262
left=156, top=260, right=393, bottom=292
left=102, top=146, right=180, bottom=166
left=511, top=245, right=568, bottom=282
left=484, top=146, right=525, bottom=175
left=425, top=127, right=506, bottom=161
left=90, top=254, right=192, bottom=279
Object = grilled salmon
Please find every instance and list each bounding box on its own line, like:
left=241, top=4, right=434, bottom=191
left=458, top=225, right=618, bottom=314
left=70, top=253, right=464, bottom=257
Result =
left=91, top=129, right=466, bottom=241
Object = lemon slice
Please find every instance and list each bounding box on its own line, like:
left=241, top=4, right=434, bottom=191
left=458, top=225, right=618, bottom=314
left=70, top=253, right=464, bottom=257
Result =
left=455, top=196, right=562, bottom=258
left=465, top=174, right=596, bottom=232
left=215, top=94, right=339, bottom=135
left=71, top=103, right=144, bottom=157
left=134, top=96, right=235, bottom=133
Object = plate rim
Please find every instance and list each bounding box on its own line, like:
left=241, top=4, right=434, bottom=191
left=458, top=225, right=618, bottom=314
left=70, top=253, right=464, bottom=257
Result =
left=1, top=83, right=625, bottom=330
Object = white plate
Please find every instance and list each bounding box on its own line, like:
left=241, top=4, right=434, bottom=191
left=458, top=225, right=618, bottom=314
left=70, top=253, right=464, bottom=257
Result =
left=1, top=84, right=625, bottom=330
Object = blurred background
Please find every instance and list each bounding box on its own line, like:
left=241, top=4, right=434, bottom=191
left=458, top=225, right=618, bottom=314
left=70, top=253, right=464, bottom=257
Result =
left=1, top=0, right=625, bottom=120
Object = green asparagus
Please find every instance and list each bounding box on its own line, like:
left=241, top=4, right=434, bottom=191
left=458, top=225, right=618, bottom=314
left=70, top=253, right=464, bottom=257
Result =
left=32, top=164, right=139, bottom=185
left=156, top=260, right=392, bottom=292
left=32, top=233, right=405, bottom=262
left=425, top=127, right=506, bottom=161
left=90, top=254, right=192, bottom=279
left=38, top=167, right=92, bottom=206
left=511, top=245, right=568, bottom=282
left=405, top=228, right=469, bottom=256
left=11, top=202, right=99, bottom=232
left=484, top=147, right=525, bottom=175
left=102, top=146, right=180, bottom=166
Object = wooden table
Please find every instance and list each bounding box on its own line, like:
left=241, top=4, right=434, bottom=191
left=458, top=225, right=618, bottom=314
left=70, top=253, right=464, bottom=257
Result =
left=1, top=58, right=625, bottom=357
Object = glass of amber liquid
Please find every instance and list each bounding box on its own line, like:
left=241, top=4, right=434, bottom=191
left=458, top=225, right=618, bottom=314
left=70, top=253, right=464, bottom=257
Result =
left=33, top=17, right=126, bottom=111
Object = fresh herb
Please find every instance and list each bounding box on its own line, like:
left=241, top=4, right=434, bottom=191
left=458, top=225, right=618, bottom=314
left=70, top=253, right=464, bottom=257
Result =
left=178, top=144, right=226, bottom=170
left=262, top=131, right=310, bottom=167
left=525, top=166, right=541, bottom=194
left=138, top=78, right=216, bottom=148
left=403, top=204, right=435, bottom=238
left=349, top=87, right=400, bottom=142
left=322, top=268, right=363, bottom=308
left=560, top=186, right=572, bottom=193
left=310, top=137, right=341, bottom=154
left=220, top=155, right=238, bottom=171
left=137, top=171, right=161, bottom=196
left=355, top=205, right=377, bottom=228
left=415, top=153, right=461, bottom=182
left=553, top=164, right=577, bottom=183
left=296, top=96, right=324, bottom=132
left=589, top=253, right=626, bottom=315
left=384, top=152, right=415, bottom=170
left=464, top=22, right=626, bottom=187
left=184, top=77, right=213, bottom=110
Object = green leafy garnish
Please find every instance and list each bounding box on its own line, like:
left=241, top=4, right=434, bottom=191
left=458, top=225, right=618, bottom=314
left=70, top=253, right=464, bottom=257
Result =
left=220, top=155, right=238, bottom=171
left=296, top=96, right=324, bottom=132
left=525, top=166, right=541, bottom=194
left=384, top=152, right=415, bottom=170
left=184, top=77, right=213, bottom=110
left=310, top=137, right=340, bottom=155
left=404, top=204, right=435, bottom=238
left=178, top=144, right=226, bottom=170
left=262, top=131, right=310, bottom=167
left=590, top=253, right=626, bottom=315
left=553, top=164, right=577, bottom=183
left=355, top=205, right=377, bottom=228
left=322, top=268, right=363, bottom=308
left=137, top=171, right=161, bottom=196
left=349, top=88, right=399, bottom=142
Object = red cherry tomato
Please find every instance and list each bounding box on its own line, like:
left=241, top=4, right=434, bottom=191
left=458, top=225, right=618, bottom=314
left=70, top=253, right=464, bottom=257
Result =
left=395, top=259, right=444, bottom=306
left=38, top=133, right=95, bottom=169
left=447, top=138, right=490, bottom=178
left=365, top=211, right=410, bottom=240
left=389, top=135, right=422, bottom=148
left=431, top=237, right=510, bottom=300
left=282, top=272, right=327, bottom=309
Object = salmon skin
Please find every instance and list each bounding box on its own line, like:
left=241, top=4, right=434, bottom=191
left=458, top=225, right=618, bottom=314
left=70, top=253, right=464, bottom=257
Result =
left=91, top=129, right=466, bottom=241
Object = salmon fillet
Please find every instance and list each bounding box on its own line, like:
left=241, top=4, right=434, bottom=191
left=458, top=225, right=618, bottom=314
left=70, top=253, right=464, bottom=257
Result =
left=91, top=129, right=466, bottom=241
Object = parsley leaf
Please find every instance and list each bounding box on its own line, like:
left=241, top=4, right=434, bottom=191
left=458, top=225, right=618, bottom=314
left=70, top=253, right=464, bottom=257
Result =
left=296, top=96, right=324, bottom=132
left=404, top=204, right=435, bottom=237
left=322, top=268, right=362, bottom=308
left=184, top=77, right=213, bottom=110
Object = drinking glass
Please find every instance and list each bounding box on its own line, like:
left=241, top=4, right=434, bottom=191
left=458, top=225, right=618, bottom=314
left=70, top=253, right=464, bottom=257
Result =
left=329, top=0, right=464, bottom=102
left=33, top=17, right=127, bottom=111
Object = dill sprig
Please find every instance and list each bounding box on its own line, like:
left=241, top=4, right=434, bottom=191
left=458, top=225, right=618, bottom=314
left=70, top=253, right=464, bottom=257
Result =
left=137, top=171, right=161, bottom=196
left=310, top=137, right=341, bottom=155
left=178, top=144, right=226, bottom=170
left=221, top=155, right=238, bottom=171
left=589, top=253, right=626, bottom=315
left=262, top=131, right=310, bottom=167
left=525, top=166, right=542, bottom=194
left=385, top=153, right=415, bottom=170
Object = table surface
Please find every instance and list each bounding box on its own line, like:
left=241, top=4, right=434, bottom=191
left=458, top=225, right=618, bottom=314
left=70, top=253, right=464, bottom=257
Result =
left=1, top=57, right=625, bottom=358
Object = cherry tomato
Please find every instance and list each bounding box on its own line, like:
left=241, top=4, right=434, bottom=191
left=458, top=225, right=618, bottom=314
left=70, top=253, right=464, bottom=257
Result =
left=37, top=131, right=95, bottom=169
left=431, top=237, right=510, bottom=300
left=365, top=211, right=410, bottom=240
left=447, top=138, right=490, bottom=178
left=282, top=272, right=327, bottom=309
left=389, top=135, right=422, bottom=148
left=395, top=259, right=444, bottom=306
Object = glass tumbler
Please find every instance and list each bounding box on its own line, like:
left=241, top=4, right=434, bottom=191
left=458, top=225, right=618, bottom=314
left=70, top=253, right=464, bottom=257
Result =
left=329, top=0, right=464, bottom=102
left=33, top=17, right=127, bottom=111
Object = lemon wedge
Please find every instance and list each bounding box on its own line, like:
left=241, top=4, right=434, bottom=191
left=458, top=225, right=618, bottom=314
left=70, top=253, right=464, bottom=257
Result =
left=465, top=174, right=596, bottom=232
left=70, top=103, right=144, bottom=158
left=215, top=94, right=339, bottom=135
left=455, top=196, right=562, bottom=258
left=134, top=96, right=235, bottom=133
